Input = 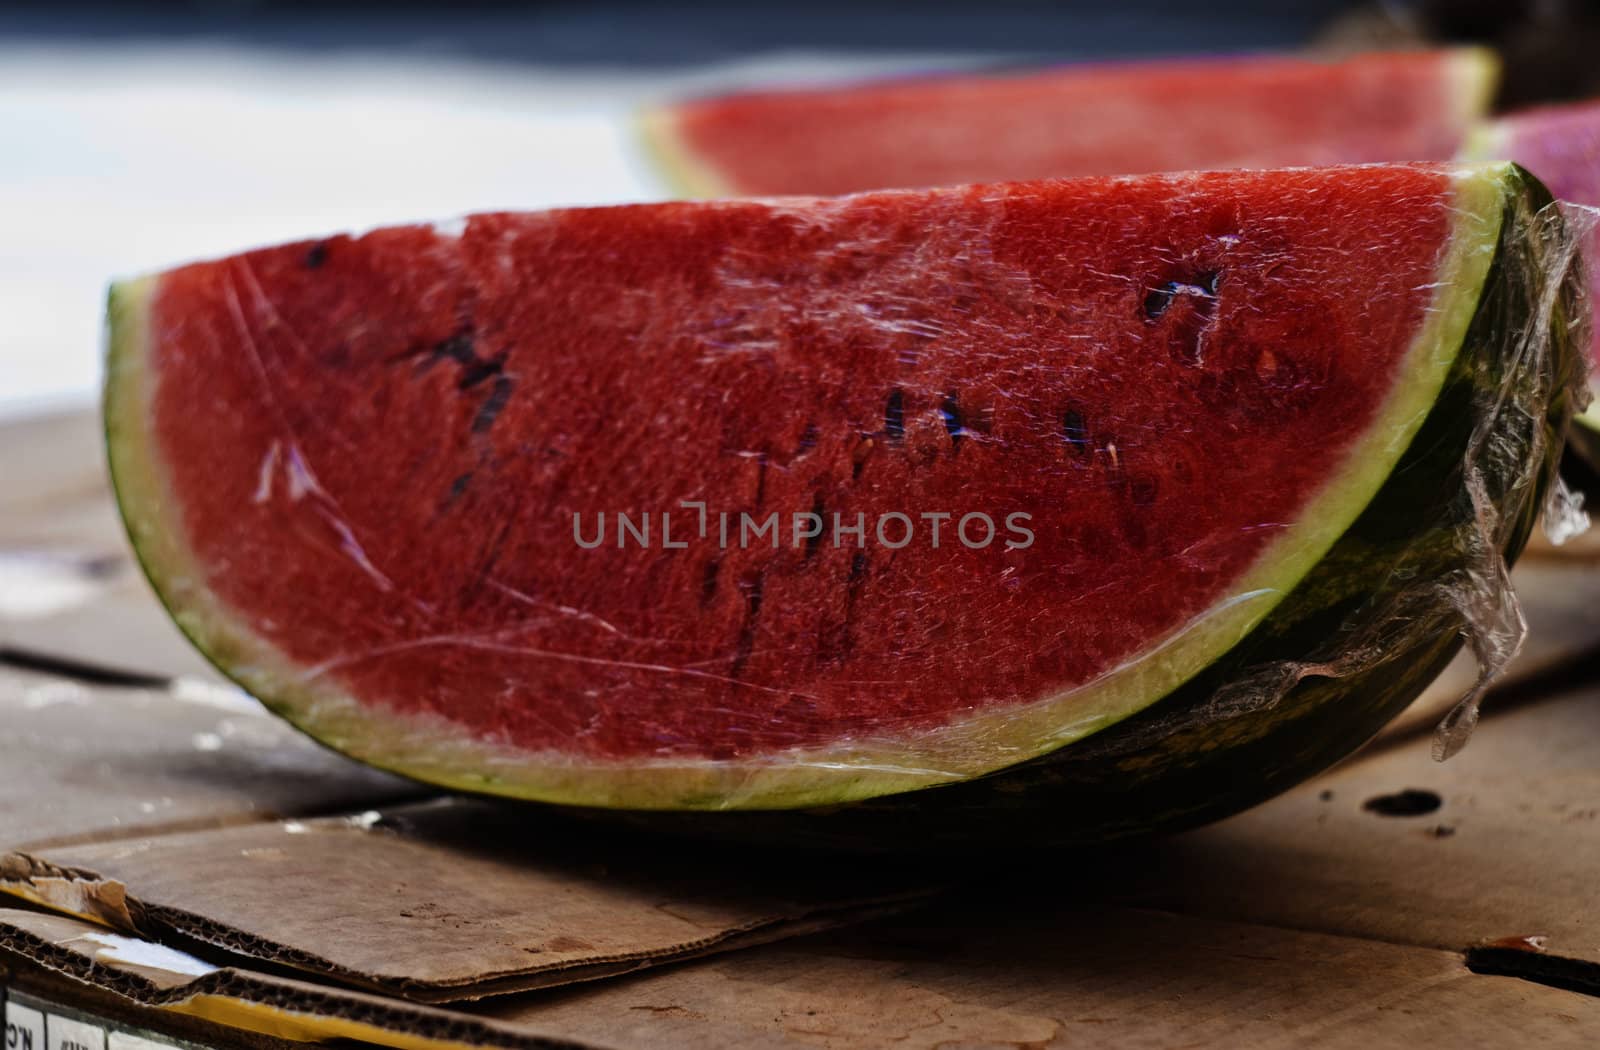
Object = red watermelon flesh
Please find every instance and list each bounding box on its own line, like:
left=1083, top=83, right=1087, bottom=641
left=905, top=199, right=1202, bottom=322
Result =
left=1471, top=99, right=1600, bottom=429
left=107, top=163, right=1514, bottom=809
left=644, top=49, right=1496, bottom=197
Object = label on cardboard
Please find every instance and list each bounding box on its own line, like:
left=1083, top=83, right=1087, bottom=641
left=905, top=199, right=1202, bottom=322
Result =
left=107, top=1035, right=175, bottom=1050
left=4, top=1001, right=45, bottom=1050
left=45, top=1015, right=104, bottom=1050
left=2, top=992, right=177, bottom=1050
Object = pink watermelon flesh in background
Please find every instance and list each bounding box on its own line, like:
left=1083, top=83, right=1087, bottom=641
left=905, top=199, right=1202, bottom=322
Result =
left=644, top=49, right=1495, bottom=197
left=1474, top=99, right=1600, bottom=427
left=106, top=164, right=1510, bottom=810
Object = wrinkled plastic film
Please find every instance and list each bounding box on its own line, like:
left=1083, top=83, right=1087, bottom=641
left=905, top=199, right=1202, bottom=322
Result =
left=1537, top=201, right=1599, bottom=549
left=1055, top=195, right=1591, bottom=768
left=738, top=181, right=1600, bottom=779
left=1304, top=198, right=1581, bottom=762
left=1433, top=198, right=1595, bottom=759
left=1541, top=473, right=1589, bottom=546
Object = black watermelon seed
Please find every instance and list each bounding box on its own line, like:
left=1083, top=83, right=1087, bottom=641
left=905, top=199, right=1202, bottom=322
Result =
left=472, top=375, right=514, bottom=434
left=884, top=389, right=905, bottom=442
left=941, top=393, right=963, bottom=448
left=1061, top=409, right=1090, bottom=454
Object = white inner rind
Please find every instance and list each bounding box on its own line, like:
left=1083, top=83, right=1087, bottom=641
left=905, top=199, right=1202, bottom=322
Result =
left=105, top=165, right=1510, bottom=810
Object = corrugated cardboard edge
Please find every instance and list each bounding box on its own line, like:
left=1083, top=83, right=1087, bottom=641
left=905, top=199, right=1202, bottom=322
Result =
left=153, top=892, right=936, bottom=1003
left=0, top=857, right=937, bottom=1003
left=0, top=912, right=587, bottom=1050
left=2, top=967, right=307, bottom=1050
left=9, top=896, right=1600, bottom=1050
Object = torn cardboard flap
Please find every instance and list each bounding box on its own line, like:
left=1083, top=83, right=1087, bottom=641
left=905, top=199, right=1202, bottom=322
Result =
left=0, top=854, right=136, bottom=930
left=1, top=796, right=938, bottom=1003
left=4, top=909, right=207, bottom=994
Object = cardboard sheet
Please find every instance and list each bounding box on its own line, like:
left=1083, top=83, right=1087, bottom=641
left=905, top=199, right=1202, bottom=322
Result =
left=0, top=663, right=934, bottom=1003
left=1, top=959, right=312, bottom=1050
left=0, top=909, right=580, bottom=1050
left=2, top=799, right=934, bottom=1002
left=1117, top=685, right=1600, bottom=989
left=7, top=888, right=1600, bottom=1049
left=470, top=904, right=1600, bottom=1049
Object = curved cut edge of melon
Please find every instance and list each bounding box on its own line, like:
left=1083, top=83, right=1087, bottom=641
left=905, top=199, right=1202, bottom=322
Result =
left=635, top=105, right=737, bottom=200
left=105, top=165, right=1514, bottom=810
left=639, top=48, right=1500, bottom=205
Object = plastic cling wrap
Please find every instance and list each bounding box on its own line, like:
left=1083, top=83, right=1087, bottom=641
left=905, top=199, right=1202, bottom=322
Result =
left=104, top=163, right=1585, bottom=848
left=1122, top=192, right=1595, bottom=767
left=1430, top=199, right=1594, bottom=759
left=1470, top=103, right=1600, bottom=471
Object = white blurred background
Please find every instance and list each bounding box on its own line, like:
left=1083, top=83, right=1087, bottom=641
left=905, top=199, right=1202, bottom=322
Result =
left=3, top=0, right=1591, bottom=418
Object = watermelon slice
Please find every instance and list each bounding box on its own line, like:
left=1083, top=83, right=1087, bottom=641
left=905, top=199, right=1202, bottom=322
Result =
left=1468, top=100, right=1600, bottom=462
left=643, top=49, right=1497, bottom=198
left=105, top=162, right=1578, bottom=844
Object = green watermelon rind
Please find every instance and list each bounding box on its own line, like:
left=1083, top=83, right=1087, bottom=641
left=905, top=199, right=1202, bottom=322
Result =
left=660, top=162, right=1579, bottom=848
left=106, top=163, right=1519, bottom=812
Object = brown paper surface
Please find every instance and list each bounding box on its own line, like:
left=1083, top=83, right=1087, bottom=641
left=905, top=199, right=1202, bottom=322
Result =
left=3, top=799, right=934, bottom=1002
left=1120, top=685, right=1600, bottom=986
left=7, top=884, right=1600, bottom=1049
